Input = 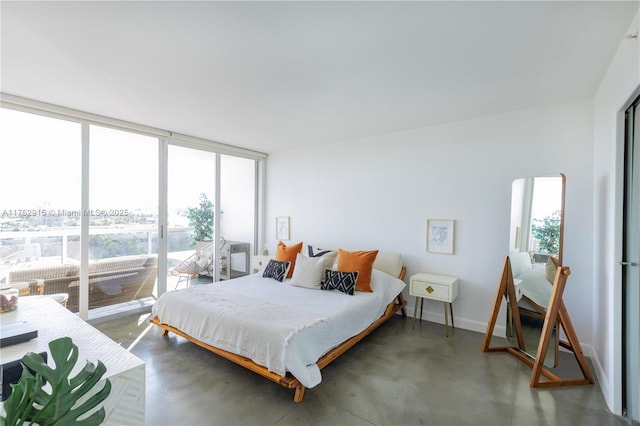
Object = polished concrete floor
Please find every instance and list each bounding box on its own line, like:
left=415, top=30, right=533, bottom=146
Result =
left=93, top=312, right=635, bottom=426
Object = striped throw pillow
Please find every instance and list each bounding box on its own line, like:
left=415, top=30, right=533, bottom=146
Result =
left=289, top=254, right=326, bottom=289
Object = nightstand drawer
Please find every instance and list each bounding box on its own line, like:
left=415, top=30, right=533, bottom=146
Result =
left=409, top=273, right=459, bottom=303
left=252, top=255, right=271, bottom=272
left=410, top=281, right=449, bottom=301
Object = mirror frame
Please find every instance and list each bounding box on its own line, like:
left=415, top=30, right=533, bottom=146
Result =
left=506, top=174, right=566, bottom=366
left=481, top=173, right=594, bottom=387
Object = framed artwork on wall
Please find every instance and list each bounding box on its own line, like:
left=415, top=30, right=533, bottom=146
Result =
left=427, top=219, right=455, bottom=254
left=276, top=216, right=290, bottom=241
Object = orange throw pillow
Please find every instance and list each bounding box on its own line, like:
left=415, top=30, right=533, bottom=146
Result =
left=275, top=241, right=303, bottom=278
left=337, top=249, right=379, bottom=292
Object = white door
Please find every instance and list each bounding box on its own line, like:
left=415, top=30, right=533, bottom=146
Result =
left=623, top=101, right=640, bottom=422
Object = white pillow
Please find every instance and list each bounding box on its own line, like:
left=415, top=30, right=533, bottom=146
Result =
left=318, top=251, right=338, bottom=277
left=302, top=244, right=337, bottom=280
left=289, top=254, right=326, bottom=289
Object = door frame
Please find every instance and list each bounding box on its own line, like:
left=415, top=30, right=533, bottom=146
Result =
left=615, top=85, right=640, bottom=421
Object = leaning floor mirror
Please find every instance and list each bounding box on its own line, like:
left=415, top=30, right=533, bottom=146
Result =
left=482, top=173, right=594, bottom=387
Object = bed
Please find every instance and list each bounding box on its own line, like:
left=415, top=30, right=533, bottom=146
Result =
left=150, top=250, right=407, bottom=402
left=510, top=251, right=555, bottom=313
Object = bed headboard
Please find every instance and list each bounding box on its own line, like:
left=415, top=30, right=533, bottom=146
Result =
left=373, top=252, right=403, bottom=278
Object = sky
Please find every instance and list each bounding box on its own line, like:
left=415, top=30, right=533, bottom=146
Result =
left=0, top=108, right=255, bottom=239
left=0, top=108, right=213, bottom=216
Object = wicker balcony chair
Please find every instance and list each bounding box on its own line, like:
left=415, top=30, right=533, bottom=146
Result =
left=169, top=243, right=213, bottom=289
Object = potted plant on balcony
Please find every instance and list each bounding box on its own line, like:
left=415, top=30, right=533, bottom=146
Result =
left=186, top=193, right=215, bottom=277
left=187, top=193, right=214, bottom=247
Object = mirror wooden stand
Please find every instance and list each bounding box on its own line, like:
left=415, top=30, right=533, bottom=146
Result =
left=482, top=256, right=594, bottom=387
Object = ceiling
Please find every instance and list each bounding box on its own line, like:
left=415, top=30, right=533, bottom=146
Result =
left=1, top=1, right=637, bottom=154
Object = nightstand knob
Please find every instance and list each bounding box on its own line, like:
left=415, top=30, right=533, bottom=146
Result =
left=258, top=261, right=264, bottom=266
left=426, top=285, right=434, bottom=294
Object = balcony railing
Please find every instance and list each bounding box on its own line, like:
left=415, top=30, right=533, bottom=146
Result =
left=0, top=226, right=194, bottom=267
left=0, top=226, right=199, bottom=313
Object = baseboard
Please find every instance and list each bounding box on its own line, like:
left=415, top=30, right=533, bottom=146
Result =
left=405, top=304, right=505, bottom=336
left=589, top=347, right=616, bottom=414
left=404, top=304, right=593, bottom=358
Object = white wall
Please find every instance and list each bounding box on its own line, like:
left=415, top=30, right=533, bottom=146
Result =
left=266, top=99, right=594, bottom=345
left=593, top=10, right=640, bottom=415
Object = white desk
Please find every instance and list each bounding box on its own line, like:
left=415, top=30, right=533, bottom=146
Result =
left=0, top=297, right=145, bottom=425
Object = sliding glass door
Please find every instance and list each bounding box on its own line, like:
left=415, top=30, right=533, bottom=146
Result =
left=165, top=149, right=257, bottom=287
left=167, top=145, right=217, bottom=290
left=87, top=125, right=158, bottom=314
left=623, top=99, right=640, bottom=422
left=1, top=103, right=263, bottom=318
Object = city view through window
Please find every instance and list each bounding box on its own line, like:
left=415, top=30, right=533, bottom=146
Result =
left=0, top=107, right=256, bottom=316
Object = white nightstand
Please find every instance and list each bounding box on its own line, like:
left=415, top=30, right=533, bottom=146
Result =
left=410, top=272, right=459, bottom=336
left=252, top=255, right=271, bottom=273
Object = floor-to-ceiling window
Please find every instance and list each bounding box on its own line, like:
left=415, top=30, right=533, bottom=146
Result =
left=166, top=147, right=258, bottom=287
left=0, top=100, right=265, bottom=319
left=0, top=108, right=81, bottom=307
left=87, top=125, right=159, bottom=313
left=167, top=144, right=217, bottom=289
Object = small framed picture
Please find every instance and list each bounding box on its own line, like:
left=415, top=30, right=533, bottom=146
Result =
left=276, top=216, right=290, bottom=241
left=427, top=219, right=455, bottom=254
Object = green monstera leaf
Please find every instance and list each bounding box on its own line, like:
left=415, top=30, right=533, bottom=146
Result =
left=1, top=337, right=112, bottom=426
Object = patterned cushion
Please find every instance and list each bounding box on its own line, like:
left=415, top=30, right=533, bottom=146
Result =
left=177, top=259, right=209, bottom=274
left=305, top=245, right=338, bottom=282
left=305, top=244, right=333, bottom=257
left=322, top=270, right=359, bottom=295
left=274, top=241, right=303, bottom=278
left=262, top=259, right=291, bottom=282
left=289, top=254, right=325, bottom=289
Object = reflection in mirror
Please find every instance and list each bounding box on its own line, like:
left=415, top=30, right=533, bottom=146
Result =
left=509, top=175, right=564, bottom=265
left=506, top=174, right=565, bottom=366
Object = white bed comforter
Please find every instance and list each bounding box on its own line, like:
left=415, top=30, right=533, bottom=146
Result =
left=152, top=269, right=405, bottom=388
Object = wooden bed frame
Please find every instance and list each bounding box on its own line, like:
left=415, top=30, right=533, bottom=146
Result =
left=150, top=267, right=407, bottom=402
